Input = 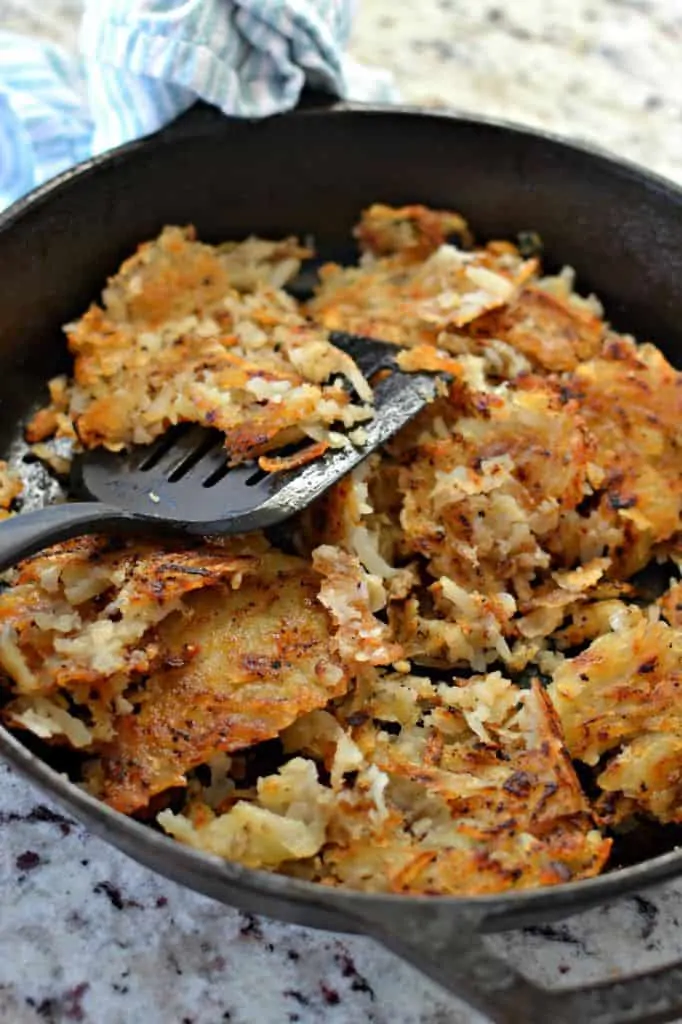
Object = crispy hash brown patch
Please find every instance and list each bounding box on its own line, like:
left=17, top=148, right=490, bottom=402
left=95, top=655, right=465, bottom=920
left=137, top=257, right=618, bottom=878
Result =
left=549, top=620, right=682, bottom=824
left=2, top=202, right=682, bottom=896
left=90, top=552, right=348, bottom=814
left=0, top=461, right=22, bottom=517
left=309, top=216, right=538, bottom=348
left=467, top=285, right=605, bottom=372
left=0, top=537, right=264, bottom=747
left=27, top=226, right=373, bottom=467
left=160, top=675, right=610, bottom=894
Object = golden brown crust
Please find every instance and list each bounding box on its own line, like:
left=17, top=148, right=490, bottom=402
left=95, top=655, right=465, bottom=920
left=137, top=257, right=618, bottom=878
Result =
left=661, top=581, right=682, bottom=628
left=567, top=342, right=681, bottom=567
left=0, top=538, right=258, bottom=696
left=549, top=621, right=682, bottom=823
left=167, top=674, right=610, bottom=894
left=27, top=226, right=372, bottom=468
left=92, top=553, right=347, bottom=813
left=467, top=286, right=605, bottom=372
left=0, top=460, right=22, bottom=515
left=309, top=205, right=537, bottom=348
left=354, top=203, right=473, bottom=258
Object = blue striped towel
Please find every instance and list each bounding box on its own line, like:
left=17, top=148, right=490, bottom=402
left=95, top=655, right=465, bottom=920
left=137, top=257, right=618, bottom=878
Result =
left=0, top=0, right=396, bottom=212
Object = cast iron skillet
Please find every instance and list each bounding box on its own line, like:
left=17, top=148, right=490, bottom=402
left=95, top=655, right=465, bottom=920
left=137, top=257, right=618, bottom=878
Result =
left=1, top=97, right=682, bottom=1024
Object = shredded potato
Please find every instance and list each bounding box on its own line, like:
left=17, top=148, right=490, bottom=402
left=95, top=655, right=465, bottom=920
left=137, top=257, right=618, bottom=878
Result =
left=2, top=203, right=681, bottom=897
left=91, top=551, right=348, bottom=813
left=0, top=460, right=22, bottom=520
left=27, top=227, right=373, bottom=467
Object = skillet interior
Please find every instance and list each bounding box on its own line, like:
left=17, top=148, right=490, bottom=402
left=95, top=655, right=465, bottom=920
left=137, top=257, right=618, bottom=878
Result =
left=1, top=102, right=682, bottom=937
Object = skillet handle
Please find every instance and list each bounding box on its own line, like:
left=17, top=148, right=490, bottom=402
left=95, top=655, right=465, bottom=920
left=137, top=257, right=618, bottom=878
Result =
left=349, top=904, right=682, bottom=1024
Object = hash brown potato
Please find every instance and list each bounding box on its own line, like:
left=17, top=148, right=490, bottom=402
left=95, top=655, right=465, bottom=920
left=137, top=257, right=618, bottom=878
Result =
left=26, top=226, right=373, bottom=469
left=2, top=203, right=681, bottom=896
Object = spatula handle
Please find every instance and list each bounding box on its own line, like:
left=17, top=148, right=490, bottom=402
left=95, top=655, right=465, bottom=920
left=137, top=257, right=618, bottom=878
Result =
left=0, top=502, right=144, bottom=573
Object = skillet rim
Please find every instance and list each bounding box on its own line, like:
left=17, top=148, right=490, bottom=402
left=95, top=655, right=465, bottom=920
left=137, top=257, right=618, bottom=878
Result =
left=3, top=98, right=682, bottom=236
left=1, top=99, right=682, bottom=926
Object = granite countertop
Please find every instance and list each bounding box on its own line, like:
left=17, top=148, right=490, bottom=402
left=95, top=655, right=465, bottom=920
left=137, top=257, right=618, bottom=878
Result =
left=350, top=0, right=682, bottom=185
left=2, top=2, right=682, bottom=1023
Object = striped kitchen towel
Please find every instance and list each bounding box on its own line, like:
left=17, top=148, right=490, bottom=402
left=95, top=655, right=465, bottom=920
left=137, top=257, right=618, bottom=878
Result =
left=0, top=0, right=396, bottom=212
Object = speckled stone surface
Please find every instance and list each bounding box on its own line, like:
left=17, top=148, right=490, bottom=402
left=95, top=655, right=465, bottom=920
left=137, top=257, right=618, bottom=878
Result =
left=3, top=2, right=682, bottom=1022
left=350, top=0, right=682, bottom=185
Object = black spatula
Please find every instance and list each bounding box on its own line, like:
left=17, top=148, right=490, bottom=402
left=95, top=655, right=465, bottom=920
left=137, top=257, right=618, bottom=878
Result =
left=0, top=334, right=445, bottom=572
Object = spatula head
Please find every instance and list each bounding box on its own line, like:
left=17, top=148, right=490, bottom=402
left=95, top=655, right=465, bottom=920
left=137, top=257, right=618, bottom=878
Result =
left=73, top=335, right=444, bottom=536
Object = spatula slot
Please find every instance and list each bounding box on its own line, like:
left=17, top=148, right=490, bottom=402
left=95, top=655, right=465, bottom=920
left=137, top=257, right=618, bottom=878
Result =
left=167, top=431, right=221, bottom=481
left=202, top=461, right=231, bottom=488
left=245, top=467, right=268, bottom=487
left=136, top=427, right=186, bottom=471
